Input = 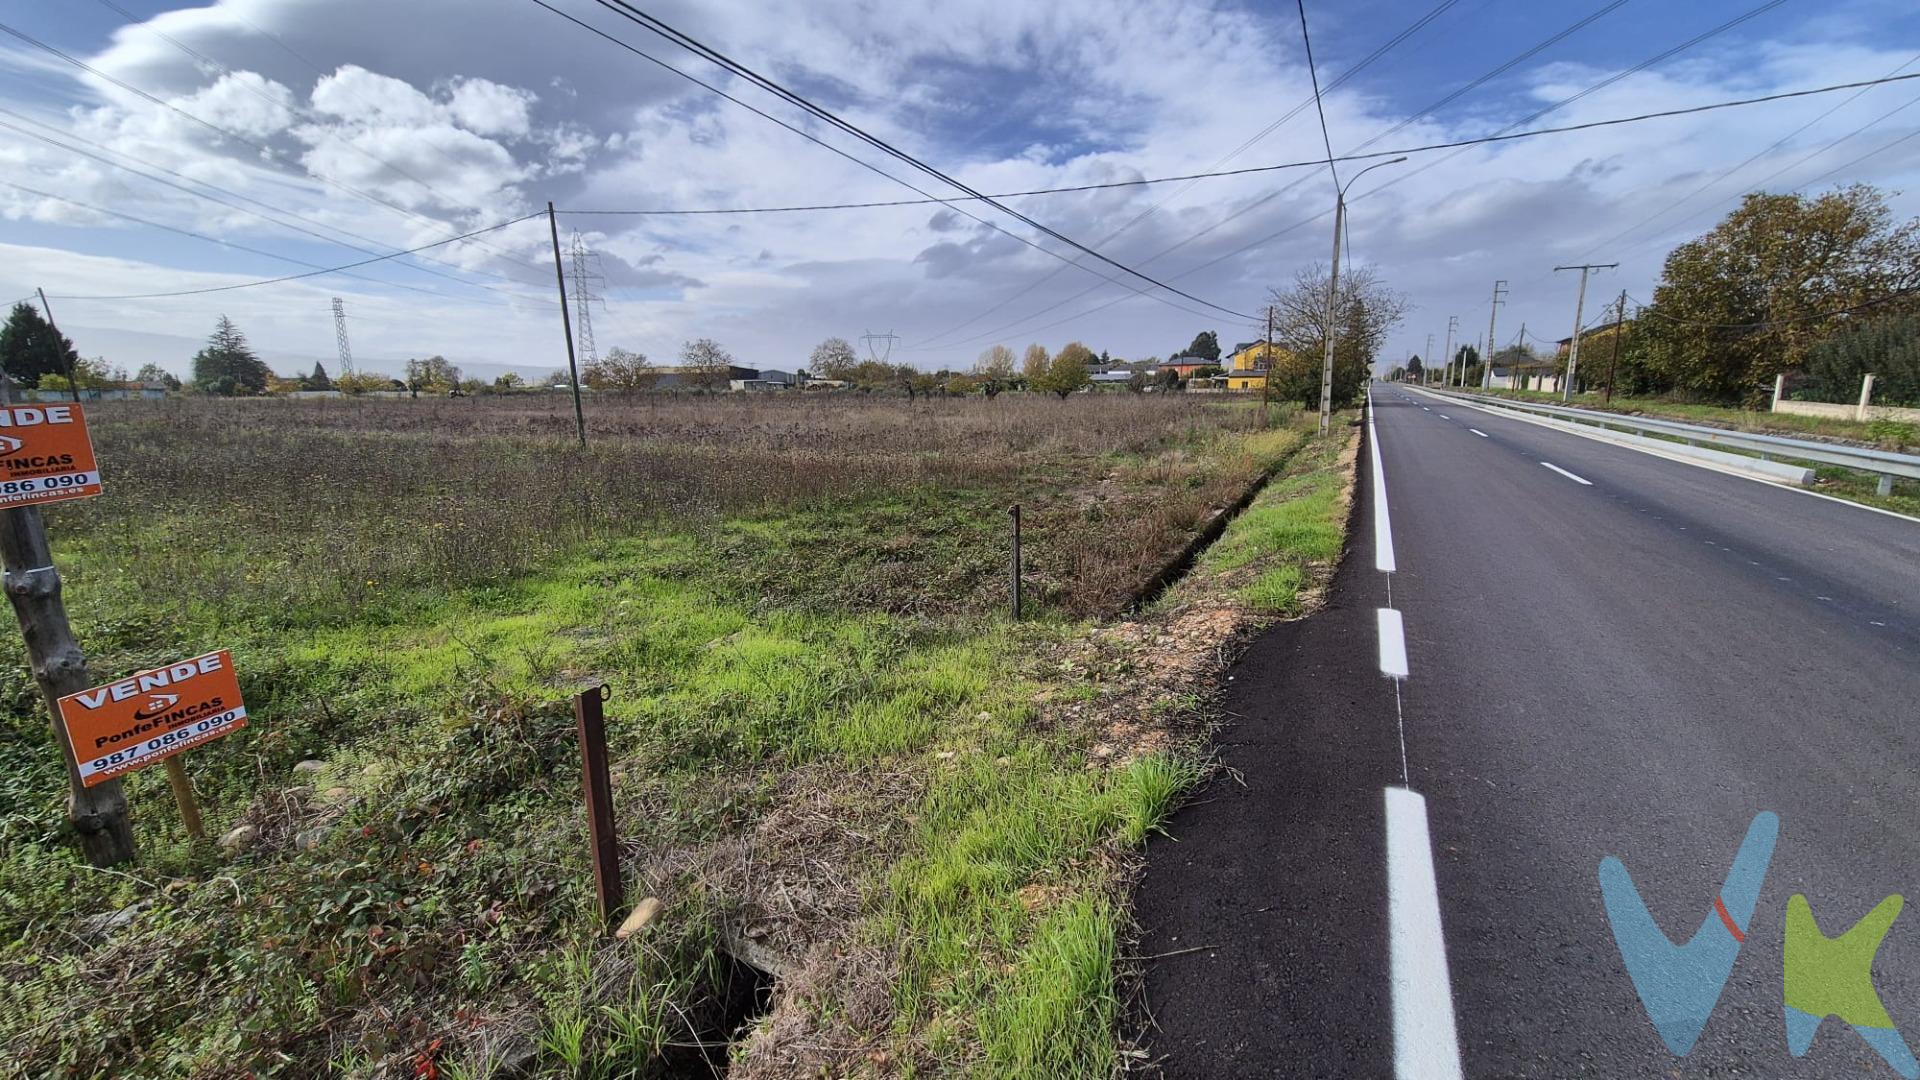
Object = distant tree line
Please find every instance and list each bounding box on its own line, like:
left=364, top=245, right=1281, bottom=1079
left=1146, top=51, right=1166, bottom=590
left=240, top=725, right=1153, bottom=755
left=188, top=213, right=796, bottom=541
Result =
left=1566, top=184, right=1920, bottom=406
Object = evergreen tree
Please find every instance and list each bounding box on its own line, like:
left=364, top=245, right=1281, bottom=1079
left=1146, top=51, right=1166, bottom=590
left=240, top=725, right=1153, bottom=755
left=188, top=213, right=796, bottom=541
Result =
left=0, top=301, right=79, bottom=388
left=191, top=315, right=271, bottom=396
left=303, top=362, right=333, bottom=391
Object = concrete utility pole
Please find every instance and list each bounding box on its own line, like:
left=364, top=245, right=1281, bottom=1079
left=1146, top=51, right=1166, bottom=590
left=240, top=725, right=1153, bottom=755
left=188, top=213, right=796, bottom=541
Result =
left=1553, top=263, right=1616, bottom=402
left=546, top=202, right=587, bottom=447
left=1604, top=290, right=1628, bottom=405
left=1483, top=280, right=1507, bottom=389
left=1319, top=156, right=1407, bottom=434
left=1424, top=333, right=1434, bottom=384
left=34, top=289, right=81, bottom=404
left=1443, top=315, right=1458, bottom=386
left=0, top=377, right=134, bottom=865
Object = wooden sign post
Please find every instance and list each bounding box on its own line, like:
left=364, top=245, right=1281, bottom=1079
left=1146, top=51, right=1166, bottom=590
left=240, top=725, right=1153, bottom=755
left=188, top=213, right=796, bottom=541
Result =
left=0, top=377, right=132, bottom=865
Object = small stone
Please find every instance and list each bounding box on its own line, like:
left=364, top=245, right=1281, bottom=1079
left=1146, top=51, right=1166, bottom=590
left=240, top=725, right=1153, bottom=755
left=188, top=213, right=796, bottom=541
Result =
left=219, top=824, right=258, bottom=851
left=934, top=750, right=956, bottom=761
left=295, top=827, right=328, bottom=851
left=78, top=901, right=148, bottom=941
left=292, top=759, right=324, bottom=775
left=323, top=787, right=350, bottom=801
left=975, top=712, right=992, bottom=722
left=616, top=897, right=664, bottom=940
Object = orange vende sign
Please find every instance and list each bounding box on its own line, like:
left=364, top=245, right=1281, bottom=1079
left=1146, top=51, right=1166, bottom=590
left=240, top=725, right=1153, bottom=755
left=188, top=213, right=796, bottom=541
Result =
left=58, top=650, right=247, bottom=788
left=0, top=402, right=103, bottom=507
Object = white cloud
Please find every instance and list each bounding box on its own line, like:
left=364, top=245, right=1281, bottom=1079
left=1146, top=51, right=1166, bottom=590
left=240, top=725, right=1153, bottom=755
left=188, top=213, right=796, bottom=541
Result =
left=447, top=77, right=536, bottom=138
left=0, top=0, right=1915, bottom=377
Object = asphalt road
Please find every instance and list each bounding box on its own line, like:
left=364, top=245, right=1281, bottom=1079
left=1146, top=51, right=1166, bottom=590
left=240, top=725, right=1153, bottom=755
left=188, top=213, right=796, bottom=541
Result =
left=1135, top=386, right=1920, bottom=1078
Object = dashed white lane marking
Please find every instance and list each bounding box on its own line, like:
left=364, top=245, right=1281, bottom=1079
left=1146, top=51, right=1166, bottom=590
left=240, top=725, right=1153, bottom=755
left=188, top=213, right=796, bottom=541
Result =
left=1386, top=787, right=1466, bottom=1080
left=1438, top=414, right=1452, bottom=421
left=1468, top=428, right=1488, bottom=438
left=1378, top=608, right=1409, bottom=678
left=1539, top=461, right=1593, bottom=486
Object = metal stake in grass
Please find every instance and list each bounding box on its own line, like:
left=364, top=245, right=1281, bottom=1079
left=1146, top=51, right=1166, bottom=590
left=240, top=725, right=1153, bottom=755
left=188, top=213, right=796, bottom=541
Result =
left=0, top=375, right=134, bottom=865
left=574, top=683, right=622, bottom=930
left=1009, top=503, right=1023, bottom=621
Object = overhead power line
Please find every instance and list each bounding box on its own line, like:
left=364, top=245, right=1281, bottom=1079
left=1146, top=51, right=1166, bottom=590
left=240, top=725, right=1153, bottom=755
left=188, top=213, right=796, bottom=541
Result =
left=555, top=71, right=1920, bottom=220
left=908, top=0, right=1461, bottom=351
left=1, top=180, right=461, bottom=298
left=0, top=19, right=546, bottom=282
left=900, top=0, right=1638, bottom=352
left=910, top=0, right=1804, bottom=353
left=523, top=0, right=1224, bottom=326
left=1583, top=51, right=1920, bottom=260
left=1627, top=287, right=1920, bottom=330
left=565, top=0, right=1254, bottom=320
left=44, top=213, right=544, bottom=301
left=0, top=109, right=554, bottom=305
left=1295, top=0, right=1342, bottom=194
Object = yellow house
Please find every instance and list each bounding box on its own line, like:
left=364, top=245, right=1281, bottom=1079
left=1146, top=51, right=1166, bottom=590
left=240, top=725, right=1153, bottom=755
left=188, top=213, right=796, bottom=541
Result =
left=1224, top=341, right=1289, bottom=392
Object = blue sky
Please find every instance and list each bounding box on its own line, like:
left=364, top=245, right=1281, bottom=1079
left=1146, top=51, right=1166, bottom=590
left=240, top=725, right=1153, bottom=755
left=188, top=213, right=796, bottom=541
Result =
left=4, top=0, right=1920, bottom=378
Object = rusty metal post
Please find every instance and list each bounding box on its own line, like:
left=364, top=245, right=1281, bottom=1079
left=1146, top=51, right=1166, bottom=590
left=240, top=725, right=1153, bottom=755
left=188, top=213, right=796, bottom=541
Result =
left=574, top=683, right=621, bottom=930
left=1009, top=504, right=1023, bottom=622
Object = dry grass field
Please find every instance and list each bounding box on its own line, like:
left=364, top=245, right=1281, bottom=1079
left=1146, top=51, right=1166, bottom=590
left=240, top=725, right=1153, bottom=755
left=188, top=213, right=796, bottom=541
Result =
left=0, top=391, right=1344, bottom=1078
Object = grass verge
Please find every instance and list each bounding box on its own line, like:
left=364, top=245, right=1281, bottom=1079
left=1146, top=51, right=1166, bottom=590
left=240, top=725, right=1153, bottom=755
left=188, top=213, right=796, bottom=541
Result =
left=1, top=397, right=1348, bottom=1078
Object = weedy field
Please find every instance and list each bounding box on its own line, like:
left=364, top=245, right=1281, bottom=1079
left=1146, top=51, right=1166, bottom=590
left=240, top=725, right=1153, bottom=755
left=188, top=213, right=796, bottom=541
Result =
left=0, top=391, right=1350, bottom=1079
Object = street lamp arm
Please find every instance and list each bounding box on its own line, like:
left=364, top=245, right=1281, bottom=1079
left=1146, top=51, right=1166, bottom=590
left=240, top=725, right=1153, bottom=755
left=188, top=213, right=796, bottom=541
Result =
left=1341, top=155, right=1409, bottom=199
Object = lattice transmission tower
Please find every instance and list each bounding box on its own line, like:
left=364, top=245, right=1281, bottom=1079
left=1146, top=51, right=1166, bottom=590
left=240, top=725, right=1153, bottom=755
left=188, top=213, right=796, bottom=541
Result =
left=567, top=231, right=606, bottom=367
left=330, top=297, right=355, bottom=378
left=861, top=330, right=900, bottom=364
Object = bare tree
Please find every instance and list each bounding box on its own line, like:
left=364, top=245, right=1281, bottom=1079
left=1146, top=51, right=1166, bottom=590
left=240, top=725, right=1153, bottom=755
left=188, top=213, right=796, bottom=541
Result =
left=809, top=337, right=858, bottom=381
left=585, top=346, right=656, bottom=391
left=679, top=338, right=733, bottom=391
left=1265, top=265, right=1408, bottom=408
left=974, top=344, right=1016, bottom=398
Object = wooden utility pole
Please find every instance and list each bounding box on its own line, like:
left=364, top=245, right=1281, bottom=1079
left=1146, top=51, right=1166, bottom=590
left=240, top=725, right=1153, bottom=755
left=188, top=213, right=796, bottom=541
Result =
left=1261, top=305, right=1275, bottom=427
left=35, top=289, right=82, bottom=405
left=546, top=202, right=587, bottom=447
left=0, top=377, right=133, bottom=865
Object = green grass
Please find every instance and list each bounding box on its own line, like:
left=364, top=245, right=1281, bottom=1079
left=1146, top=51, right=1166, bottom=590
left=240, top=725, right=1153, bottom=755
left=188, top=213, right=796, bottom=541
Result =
left=1166, top=425, right=1354, bottom=616
left=0, top=397, right=1358, bottom=1076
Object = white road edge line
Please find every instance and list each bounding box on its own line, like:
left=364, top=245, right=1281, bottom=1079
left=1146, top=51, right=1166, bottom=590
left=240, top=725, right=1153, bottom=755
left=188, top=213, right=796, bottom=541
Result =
left=1468, top=428, right=1487, bottom=438
left=1540, top=461, right=1593, bottom=486
left=1369, top=386, right=1397, bottom=573
left=1386, top=786, right=1466, bottom=1080
left=1377, top=608, right=1409, bottom=678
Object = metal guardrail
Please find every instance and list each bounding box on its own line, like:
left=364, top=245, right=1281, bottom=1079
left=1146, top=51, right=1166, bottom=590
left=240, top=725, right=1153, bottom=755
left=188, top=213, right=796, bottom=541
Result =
left=1420, top=388, right=1920, bottom=494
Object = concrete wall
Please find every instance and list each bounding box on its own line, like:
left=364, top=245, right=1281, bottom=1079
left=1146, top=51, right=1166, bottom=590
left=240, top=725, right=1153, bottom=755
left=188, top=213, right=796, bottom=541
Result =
left=1772, top=399, right=1920, bottom=423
